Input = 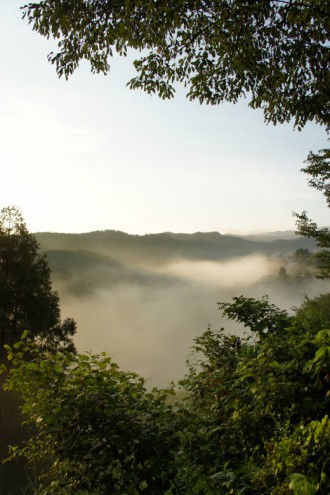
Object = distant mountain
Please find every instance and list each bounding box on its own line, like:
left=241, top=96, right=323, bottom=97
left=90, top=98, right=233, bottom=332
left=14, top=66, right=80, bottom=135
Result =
left=35, top=230, right=316, bottom=267
left=237, top=231, right=298, bottom=242
left=34, top=230, right=318, bottom=297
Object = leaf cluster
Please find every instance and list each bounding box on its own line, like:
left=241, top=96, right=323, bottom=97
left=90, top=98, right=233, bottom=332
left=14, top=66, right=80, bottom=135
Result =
left=22, top=0, right=330, bottom=128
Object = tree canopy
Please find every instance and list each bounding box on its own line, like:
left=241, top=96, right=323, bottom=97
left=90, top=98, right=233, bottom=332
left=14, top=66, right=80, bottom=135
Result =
left=0, top=206, right=76, bottom=358
left=0, top=207, right=77, bottom=495
left=22, top=0, right=330, bottom=129
left=294, top=148, right=330, bottom=279
left=0, top=207, right=76, bottom=356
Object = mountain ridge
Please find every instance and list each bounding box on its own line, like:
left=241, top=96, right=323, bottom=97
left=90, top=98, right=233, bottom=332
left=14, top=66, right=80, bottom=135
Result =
left=35, top=229, right=316, bottom=264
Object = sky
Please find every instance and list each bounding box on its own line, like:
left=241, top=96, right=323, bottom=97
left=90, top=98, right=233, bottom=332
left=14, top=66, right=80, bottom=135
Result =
left=0, top=0, right=329, bottom=235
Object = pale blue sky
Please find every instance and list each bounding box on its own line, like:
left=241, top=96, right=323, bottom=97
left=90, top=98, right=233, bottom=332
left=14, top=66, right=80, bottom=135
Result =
left=1, top=0, right=328, bottom=234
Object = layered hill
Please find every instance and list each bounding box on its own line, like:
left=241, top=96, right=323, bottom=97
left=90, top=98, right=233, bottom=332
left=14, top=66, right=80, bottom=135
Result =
left=36, top=230, right=316, bottom=266
left=33, top=230, right=317, bottom=296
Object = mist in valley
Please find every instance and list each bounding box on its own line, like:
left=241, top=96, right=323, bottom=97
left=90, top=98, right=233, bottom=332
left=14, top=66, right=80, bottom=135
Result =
left=51, top=247, right=330, bottom=387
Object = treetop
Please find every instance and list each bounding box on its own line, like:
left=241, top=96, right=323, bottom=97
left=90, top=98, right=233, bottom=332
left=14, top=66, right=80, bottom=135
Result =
left=21, top=0, right=330, bottom=129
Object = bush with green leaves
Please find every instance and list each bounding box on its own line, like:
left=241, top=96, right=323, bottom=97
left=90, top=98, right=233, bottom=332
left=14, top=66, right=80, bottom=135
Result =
left=176, top=295, right=330, bottom=494
left=3, top=338, right=180, bottom=495
left=3, top=294, right=330, bottom=494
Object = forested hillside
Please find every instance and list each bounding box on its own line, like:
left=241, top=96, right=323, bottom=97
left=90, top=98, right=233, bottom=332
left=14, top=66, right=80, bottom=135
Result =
left=35, top=230, right=317, bottom=266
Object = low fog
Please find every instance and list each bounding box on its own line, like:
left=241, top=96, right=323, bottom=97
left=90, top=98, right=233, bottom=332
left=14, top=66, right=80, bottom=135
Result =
left=55, top=253, right=330, bottom=387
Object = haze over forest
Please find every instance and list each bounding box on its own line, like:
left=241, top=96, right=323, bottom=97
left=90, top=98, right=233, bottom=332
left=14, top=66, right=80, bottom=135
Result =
left=36, top=229, right=330, bottom=386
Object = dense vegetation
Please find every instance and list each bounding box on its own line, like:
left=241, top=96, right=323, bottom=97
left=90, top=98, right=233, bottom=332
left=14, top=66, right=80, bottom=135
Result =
left=2, top=292, right=330, bottom=494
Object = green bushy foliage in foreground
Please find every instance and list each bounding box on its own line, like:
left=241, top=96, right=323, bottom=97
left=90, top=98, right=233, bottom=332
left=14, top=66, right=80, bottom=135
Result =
left=2, top=294, right=330, bottom=494
left=2, top=338, right=180, bottom=495
left=177, top=295, right=330, bottom=494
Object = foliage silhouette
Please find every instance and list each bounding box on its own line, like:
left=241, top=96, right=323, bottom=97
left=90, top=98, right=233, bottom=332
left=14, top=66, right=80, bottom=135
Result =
left=22, top=0, right=330, bottom=129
